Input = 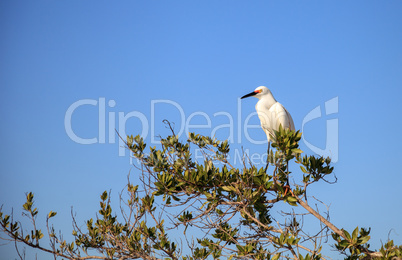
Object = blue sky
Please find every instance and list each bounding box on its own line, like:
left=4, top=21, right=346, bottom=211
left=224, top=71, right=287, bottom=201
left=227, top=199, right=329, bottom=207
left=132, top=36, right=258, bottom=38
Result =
left=1, top=1, right=402, bottom=259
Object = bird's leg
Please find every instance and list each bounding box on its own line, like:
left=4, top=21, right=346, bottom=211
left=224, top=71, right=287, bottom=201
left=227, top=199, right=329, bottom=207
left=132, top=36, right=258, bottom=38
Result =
left=264, top=142, right=271, bottom=172
left=283, top=181, right=294, bottom=197
left=283, top=180, right=291, bottom=196
left=283, top=162, right=294, bottom=197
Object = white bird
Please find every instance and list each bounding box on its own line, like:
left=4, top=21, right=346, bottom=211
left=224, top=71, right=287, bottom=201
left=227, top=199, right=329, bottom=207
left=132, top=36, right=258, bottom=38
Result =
left=241, top=86, right=295, bottom=157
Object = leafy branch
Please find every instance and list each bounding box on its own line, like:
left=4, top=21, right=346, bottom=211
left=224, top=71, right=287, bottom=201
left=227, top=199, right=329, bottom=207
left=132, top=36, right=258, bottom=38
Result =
left=1, top=125, right=401, bottom=259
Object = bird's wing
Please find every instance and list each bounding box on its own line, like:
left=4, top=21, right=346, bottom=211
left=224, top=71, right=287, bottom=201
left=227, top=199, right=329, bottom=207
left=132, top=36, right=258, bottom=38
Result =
left=269, top=102, right=295, bottom=131
left=256, top=102, right=295, bottom=142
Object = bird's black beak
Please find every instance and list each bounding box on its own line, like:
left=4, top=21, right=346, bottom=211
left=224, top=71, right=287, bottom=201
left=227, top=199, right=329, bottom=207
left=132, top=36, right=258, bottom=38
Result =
left=241, top=91, right=257, bottom=99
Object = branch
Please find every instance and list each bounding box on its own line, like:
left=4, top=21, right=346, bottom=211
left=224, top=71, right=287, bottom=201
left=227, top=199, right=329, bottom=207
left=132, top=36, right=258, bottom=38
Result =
left=296, top=196, right=383, bottom=259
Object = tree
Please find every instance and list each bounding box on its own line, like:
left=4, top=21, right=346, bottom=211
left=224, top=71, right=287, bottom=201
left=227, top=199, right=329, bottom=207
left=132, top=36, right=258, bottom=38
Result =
left=1, top=124, right=401, bottom=259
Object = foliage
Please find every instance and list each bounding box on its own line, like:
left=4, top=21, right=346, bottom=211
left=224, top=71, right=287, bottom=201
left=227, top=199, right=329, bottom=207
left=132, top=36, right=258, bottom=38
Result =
left=1, top=125, right=401, bottom=259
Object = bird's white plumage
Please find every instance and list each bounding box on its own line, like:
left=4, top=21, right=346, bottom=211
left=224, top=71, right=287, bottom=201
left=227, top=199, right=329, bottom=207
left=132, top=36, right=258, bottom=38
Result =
left=243, top=86, right=295, bottom=142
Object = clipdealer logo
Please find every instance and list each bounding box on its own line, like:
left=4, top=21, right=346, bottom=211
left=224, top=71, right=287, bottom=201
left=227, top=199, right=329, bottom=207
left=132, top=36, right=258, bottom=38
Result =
left=64, top=97, right=339, bottom=163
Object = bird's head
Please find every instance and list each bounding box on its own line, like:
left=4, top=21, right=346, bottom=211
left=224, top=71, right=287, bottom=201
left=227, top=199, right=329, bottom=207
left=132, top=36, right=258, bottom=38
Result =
left=241, top=86, right=270, bottom=99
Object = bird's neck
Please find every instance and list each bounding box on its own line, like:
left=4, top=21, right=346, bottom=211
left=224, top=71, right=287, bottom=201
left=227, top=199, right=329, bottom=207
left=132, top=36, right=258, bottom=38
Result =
left=259, top=94, right=277, bottom=109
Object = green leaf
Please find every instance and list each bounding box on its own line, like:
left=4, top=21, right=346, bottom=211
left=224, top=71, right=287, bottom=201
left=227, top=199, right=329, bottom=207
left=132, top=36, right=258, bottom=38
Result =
left=292, top=148, right=303, bottom=154
left=171, top=195, right=180, bottom=201
left=358, top=235, right=371, bottom=245
left=300, top=166, right=308, bottom=173
left=221, top=186, right=236, bottom=192
left=339, top=240, right=349, bottom=248
left=332, top=232, right=340, bottom=241
left=265, top=181, right=273, bottom=190
left=48, top=211, right=57, bottom=219
left=272, top=253, right=281, bottom=260
left=343, top=229, right=351, bottom=240
left=36, top=230, right=44, bottom=240
left=352, top=227, right=359, bottom=240
left=286, top=196, right=298, bottom=206
left=101, top=191, right=108, bottom=201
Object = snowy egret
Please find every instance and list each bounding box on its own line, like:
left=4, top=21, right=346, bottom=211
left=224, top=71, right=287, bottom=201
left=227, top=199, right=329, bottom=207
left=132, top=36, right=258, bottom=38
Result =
left=241, top=86, right=295, bottom=169
left=241, top=86, right=295, bottom=142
